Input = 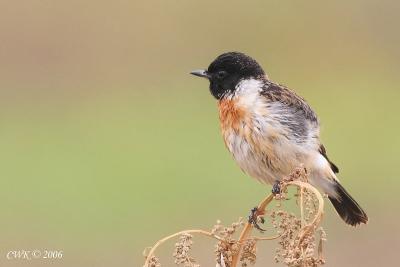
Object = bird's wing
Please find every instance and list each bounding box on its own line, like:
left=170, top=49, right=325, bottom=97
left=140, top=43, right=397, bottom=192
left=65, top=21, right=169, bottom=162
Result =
left=260, top=82, right=319, bottom=143
left=260, top=81, right=339, bottom=173
left=260, top=82, right=318, bottom=123
left=319, top=144, right=340, bottom=173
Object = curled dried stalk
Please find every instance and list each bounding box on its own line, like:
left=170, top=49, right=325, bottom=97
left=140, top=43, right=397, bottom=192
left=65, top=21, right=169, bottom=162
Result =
left=288, top=180, right=324, bottom=243
left=143, top=230, right=224, bottom=267
left=142, top=169, right=326, bottom=267
left=230, top=180, right=324, bottom=267
left=230, top=193, right=274, bottom=267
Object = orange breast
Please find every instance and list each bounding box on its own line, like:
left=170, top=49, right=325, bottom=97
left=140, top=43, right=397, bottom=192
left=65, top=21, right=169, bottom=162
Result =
left=218, top=98, right=282, bottom=174
left=218, top=98, right=246, bottom=132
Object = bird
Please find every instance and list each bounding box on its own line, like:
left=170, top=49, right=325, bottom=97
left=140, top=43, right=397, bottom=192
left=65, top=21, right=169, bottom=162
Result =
left=190, top=51, right=368, bottom=226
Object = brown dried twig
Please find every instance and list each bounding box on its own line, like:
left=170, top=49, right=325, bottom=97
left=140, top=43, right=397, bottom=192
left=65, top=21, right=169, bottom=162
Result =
left=230, top=193, right=274, bottom=267
left=143, top=169, right=326, bottom=267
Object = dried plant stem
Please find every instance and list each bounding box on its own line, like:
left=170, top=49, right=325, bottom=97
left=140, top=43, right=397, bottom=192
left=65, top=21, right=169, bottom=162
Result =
left=230, top=193, right=274, bottom=267
left=286, top=181, right=324, bottom=242
left=143, top=178, right=325, bottom=267
left=231, top=180, right=324, bottom=267
left=251, top=235, right=281, bottom=241
left=143, top=230, right=224, bottom=267
left=299, top=187, right=305, bottom=227
left=299, top=185, right=307, bottom=264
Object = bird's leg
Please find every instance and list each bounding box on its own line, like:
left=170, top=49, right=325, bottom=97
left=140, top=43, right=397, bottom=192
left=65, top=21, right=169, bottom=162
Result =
left=248, top=207, right=266, bottom=232
left=272, top=180, right=281, bottom=195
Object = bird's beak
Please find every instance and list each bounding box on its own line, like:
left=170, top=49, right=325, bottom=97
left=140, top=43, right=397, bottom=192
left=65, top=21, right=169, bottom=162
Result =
left=190, top=69, right=210, bottom=78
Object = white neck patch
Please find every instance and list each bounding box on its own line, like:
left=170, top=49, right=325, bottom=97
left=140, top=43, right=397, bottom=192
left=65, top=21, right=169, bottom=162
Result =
left=232, top=78, right=265, bottom=107
left=235, top=78, right=264, bottom=95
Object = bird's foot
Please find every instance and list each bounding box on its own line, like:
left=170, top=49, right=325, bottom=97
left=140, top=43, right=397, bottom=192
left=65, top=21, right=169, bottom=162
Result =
left=272, top=181, right=282, bottom=195
left=248, top=207, right=266, bottom=232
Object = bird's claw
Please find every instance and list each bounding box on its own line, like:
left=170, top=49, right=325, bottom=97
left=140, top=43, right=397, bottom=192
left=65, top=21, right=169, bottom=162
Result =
left=248, top=207, right=266, bottom=232
left=272, top=181, right=281, bottom=195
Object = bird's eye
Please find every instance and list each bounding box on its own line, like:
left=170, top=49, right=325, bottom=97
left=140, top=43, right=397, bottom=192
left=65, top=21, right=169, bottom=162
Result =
left=216, top=71, right=227, bottom=79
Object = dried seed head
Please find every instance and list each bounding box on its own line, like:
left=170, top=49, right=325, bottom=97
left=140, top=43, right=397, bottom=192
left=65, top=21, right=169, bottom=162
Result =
left=173, top=233, right=200, bottom=267
left=145, top=256, right=161, bottom=267
left=240, top=239, right=257, bottom=267
left=271, top=182, right=326, bottom=266
left=213, top=218, right=245, bottom=267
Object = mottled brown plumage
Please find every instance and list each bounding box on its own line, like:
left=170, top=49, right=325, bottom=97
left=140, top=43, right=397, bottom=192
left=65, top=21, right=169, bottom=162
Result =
left=261, top=82, right=318, bottom=123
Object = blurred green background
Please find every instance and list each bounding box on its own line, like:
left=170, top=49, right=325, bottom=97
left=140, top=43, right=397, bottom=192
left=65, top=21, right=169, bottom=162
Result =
left=0, top=1, right=399, bottom=266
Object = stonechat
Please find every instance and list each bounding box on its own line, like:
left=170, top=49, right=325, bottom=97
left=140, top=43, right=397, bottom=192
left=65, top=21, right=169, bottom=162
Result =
left=191, top=52, right=368, bottom=226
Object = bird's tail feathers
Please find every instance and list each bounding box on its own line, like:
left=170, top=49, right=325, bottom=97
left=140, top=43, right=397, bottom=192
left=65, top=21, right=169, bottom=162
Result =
left=328, top=180, right=368, bottom=226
